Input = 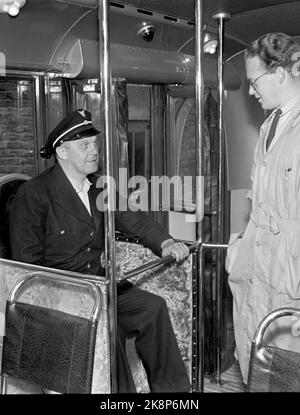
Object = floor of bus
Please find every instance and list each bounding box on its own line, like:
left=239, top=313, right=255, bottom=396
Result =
left=5, top=360, right=245, bottom=394
left=203, top=360, right=246, bottom=392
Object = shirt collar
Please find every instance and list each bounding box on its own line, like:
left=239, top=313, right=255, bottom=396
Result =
left=68, top=176, right=92, bottom=194
left=277, top=96, right=300, bottom=117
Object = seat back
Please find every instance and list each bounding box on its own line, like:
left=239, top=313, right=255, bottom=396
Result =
left=0, top=174, right=30, bottom=259
left=1, top=272, right=102, bottom=394
left=247, top=307, right=300, bottom=392
left=116, top=238, right=193, bottom=392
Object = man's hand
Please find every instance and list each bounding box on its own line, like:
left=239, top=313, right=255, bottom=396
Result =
left=161, top=239, right=190, bottom=262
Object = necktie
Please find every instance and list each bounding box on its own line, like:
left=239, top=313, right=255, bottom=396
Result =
left=266, top=109, right=282, bottom=150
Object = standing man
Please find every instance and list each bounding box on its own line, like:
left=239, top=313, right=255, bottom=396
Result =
left=9, top=109, right=191, bottom=393
left=227, top=33, right=300, bottom=384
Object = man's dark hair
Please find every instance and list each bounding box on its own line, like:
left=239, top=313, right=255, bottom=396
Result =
left=245, top=32, right=300, bottom=73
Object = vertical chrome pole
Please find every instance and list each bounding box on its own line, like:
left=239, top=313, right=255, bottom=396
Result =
left=212, top=12, right=230, bottom=385
left=0, top=375, right=7, bottom=394
left=34, top=75, right=48, bottom=175
left=195, top=0, right=205, bottom=393
left=98, top=0, right=118, bottom=393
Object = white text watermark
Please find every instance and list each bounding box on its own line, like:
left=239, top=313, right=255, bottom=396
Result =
left=95, top=169, right=204, bottom=223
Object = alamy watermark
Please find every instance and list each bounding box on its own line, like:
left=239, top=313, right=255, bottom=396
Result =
left=95, top=168, right=204, bottom=223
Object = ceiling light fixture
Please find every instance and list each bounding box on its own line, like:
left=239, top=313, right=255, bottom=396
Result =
left=0, top=0, right=26, bottom=17
left=204, top=32, right=218, bottom=54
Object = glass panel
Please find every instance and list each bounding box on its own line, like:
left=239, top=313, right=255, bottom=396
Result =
left=70, top=80, right=102, bottom=173
left=0, top=77, right=36, bottom=177
left=128, top=122, right=150, bottom=179
left=127, top=85, right=151, bottom=181
left=47, top=78, right=66, bottom=133
left=71, top=80, right=101, bottom=131
left=127, top=85, right=150, bottom=121
left=178, top=102, right=197, bottom=206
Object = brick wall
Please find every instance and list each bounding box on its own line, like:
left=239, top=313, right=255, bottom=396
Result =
left=0, top=78, right=36, bottom=177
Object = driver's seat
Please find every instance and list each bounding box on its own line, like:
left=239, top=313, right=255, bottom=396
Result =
left=0, top=174, right=31, bottom=258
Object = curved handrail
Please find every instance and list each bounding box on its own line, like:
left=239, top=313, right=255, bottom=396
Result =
left=0, top=173, right=31, bottom=184
left=253, top=307, right=300, bottom=346
left=8, top=271, right=102, bottom=323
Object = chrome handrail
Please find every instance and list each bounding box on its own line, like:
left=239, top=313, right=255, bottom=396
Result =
left=253, top=307, right=300, bottom=346
left=122, top=241, right=229, bottom=280
left=123, top=241, right=200, bottom=280
left=8, top=271, right=102, bottom=323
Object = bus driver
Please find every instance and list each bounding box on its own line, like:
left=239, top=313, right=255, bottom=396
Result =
left=9, top=109, right=191, bottom=393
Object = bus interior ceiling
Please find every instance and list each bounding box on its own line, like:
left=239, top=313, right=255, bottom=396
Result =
left=2, top=0, right=300, bottom=181
left=2, top=1, right=300, bottom=77
left=1, top=0, right=300, bottom=394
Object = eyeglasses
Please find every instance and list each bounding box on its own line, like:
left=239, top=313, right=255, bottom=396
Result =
left=249, top=72, right=270, bottom=90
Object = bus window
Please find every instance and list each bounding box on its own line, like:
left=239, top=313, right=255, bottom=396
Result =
left=0, top=77, right=36, bottom=177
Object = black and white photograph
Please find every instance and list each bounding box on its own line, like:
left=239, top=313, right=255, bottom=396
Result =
left=0, top=0, right=300, bottom=408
